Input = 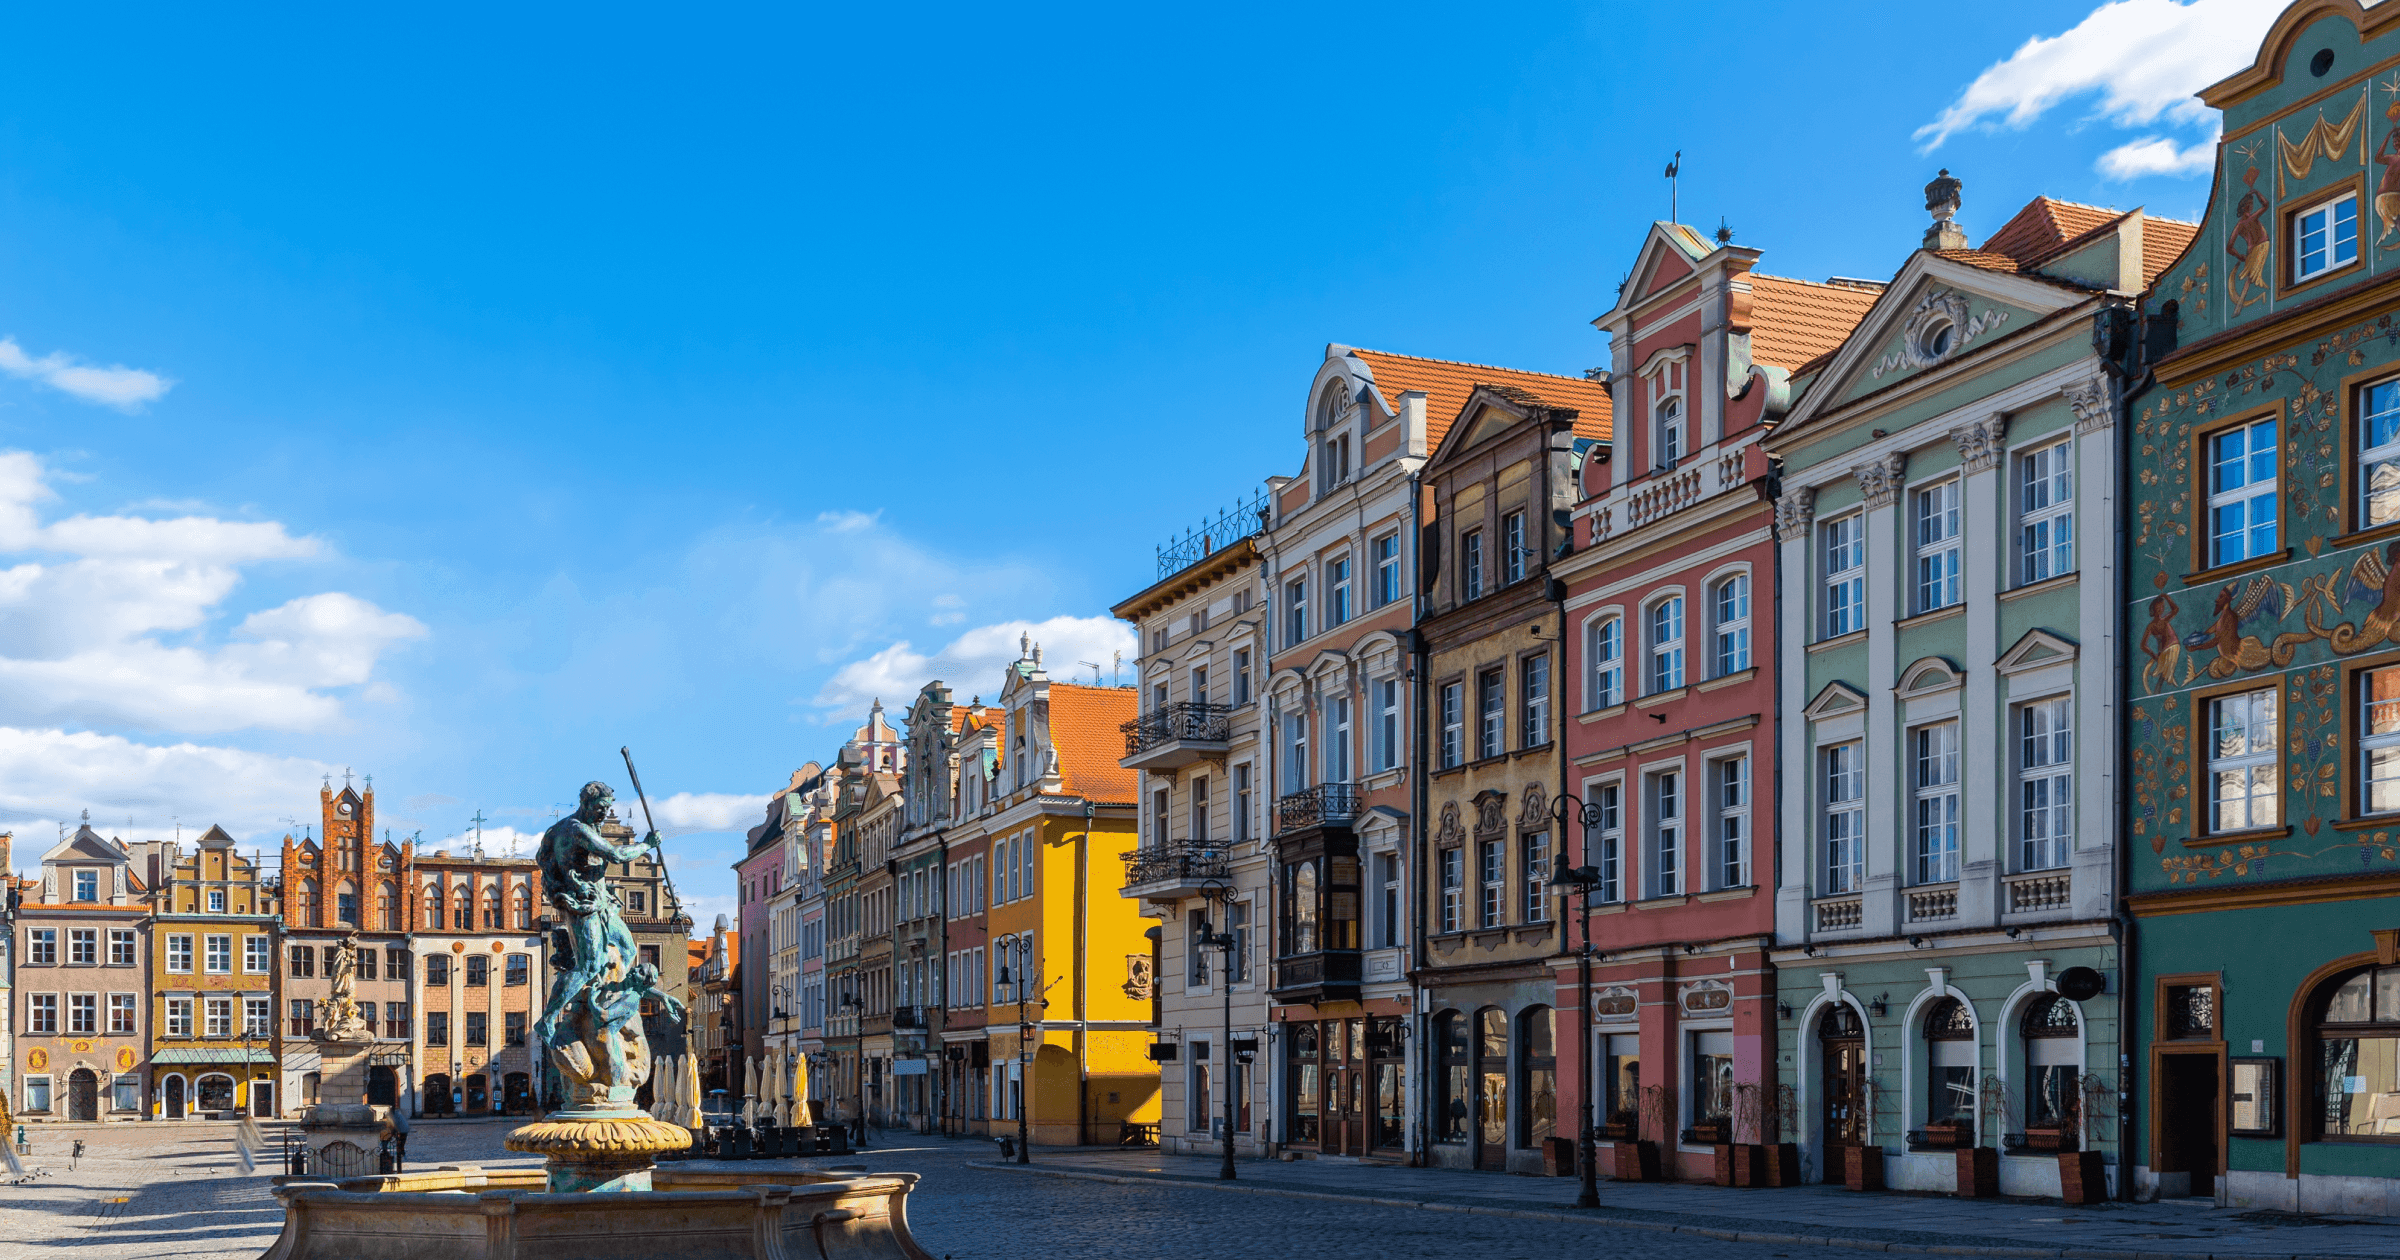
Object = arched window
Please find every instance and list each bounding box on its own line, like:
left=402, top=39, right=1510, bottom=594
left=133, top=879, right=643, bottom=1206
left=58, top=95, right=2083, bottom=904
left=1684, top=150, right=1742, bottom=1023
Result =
left=513, top=885, right=533, bottom=930
left=1820, top=1002, right=1866, bottom=1146
left=1924, top=997, right=1978, bottom=1130
left=2311, top=962, right=2400, bottom=1138
left=1647, top=597, right=1685, bottom=693
left=2022, top=994, right=2082, bottom=1129
left=483, top=884, right=502, bottom=929
left=1656, top=395, right=1683, bottom=466
left=424, top=887, right=444, bottom=931
left=336, top=880, right=359, bottom=926
left=1475, top=1008, right=1510, bottom=1162
left=453, top=886, right=473, bottom=931
left=1585, top=615, right=1623, bottom=710
left=1518, top=1007, right=1556, bottom=1147
left=1434, top=1012, right=1468, bottom=1143
left=1711, top=574, right=1750, bottom=675
left=377, top=882, right=398, bottom=931
left=299, top=880, right=320, bottom=928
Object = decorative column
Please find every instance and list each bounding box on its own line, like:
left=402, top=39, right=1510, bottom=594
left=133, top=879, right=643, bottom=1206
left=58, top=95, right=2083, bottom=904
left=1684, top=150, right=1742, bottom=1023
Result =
left=1950, top=414, right=2008, bottom=927
left=1773, top=485, right=1816, bottom=942
left=2066, top=377, right=2118, bottom=921
left=1853, top=453, right=1907, bottom=938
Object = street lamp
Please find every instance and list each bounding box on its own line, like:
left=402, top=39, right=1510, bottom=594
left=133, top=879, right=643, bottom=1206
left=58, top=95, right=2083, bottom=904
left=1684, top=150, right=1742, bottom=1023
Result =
left=993, top=962, right=1048, bottom=1165
left=1197, top=879, right=1238, bottom=1182
left=1547, top=791, right=1606, bottom=1211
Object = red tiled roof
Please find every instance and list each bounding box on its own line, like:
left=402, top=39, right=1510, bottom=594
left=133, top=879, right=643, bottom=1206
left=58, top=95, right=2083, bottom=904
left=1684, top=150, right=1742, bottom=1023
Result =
left=1980, top=197, right=2122, bottom=267
left=1748, top=275, right=1880, bottom=370
left=1347, top=348, right=1612, bottom=450
left=1932, top=248, right=2029, bottom=275
left=2140, top=216, right=2199, bottom=288
left=1044, top=682, right=1140, bottom=803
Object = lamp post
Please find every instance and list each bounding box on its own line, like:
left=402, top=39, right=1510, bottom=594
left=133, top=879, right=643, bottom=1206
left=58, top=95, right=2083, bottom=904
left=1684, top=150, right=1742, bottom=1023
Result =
left=1197, top=879, right=1238, bottom=1181
left=993, top=963, right=1049, bottom=1164
left=838, top=993, right=864, bottom=1142
left=1548, top=792, right=1606, bottom=1210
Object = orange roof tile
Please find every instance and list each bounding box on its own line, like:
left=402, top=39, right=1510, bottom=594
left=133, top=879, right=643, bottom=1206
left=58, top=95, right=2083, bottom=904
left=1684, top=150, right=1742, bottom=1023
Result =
left=1932, top=248, right=2029, bottom=275
left=1979, top=197, right=2122, bottom=266
left=688, top=940, right=708, bottom=968
left=1747, top=275, right=1880, bottom=370
left=1043, top=682, right=1140, bottom=803
left=2139, top=216, right=2199, bottom=288
left=1346, top=348, right=1612, bottom=450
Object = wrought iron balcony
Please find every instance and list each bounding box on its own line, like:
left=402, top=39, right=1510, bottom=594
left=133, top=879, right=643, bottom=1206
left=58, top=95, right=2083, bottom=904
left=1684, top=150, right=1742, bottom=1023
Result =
left=892, top=1005, right=929, bottom=1030
left=1270, top=949, right=1362, bottom=1005
left=1276, top=782, right=1359, bottom=834
left=1119, top=702, right=1233, bottom=771
left=1118, top=842, right=1233, bottom=901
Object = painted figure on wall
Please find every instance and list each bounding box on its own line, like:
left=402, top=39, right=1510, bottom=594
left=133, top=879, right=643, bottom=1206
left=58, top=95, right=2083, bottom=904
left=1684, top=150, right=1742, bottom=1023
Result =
left=2305, top=538, right=2400, bottom=654
left=2140, top=592, right=2189, bottom=693
left=2184, top=574, right=2311, bottom=678
left=2377, top=103, right=2400, bottom=243
left=2228, top=165, right=2272, bottom=315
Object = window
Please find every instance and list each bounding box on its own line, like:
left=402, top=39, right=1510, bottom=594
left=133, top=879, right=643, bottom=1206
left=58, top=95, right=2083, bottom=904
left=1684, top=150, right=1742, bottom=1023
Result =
left=2208, top=418, right=2279, bottom=567
left=1327, top=697, right=1352, bottom=784
left=205, top=934, right=232, bottom=974
left=1588, top=782, right=1623, bottom=903
left=1462, top=530, right=1484, bottom=601
left=1823, top=515, right=1865, bottom=637
left=1227, top=900, right=1250, bottom=983
left=2019, top=442, right=2074, bottom=583
left=1234, top=649, right=1252, bottom=704
left=1375, top=852, right=1401, bottom=949
left=1521, top=831, right=1550, bottom=923
left=168, top=934, right=194, bottom=973
left=1187, top=909, right=1213, bottom=987
left=625, top=889, right=647, bottom=916
left=1914, top=482, right=1961, bottom=612
left=73, top=869, right=98, bottom=901
left=385, top=948, right=408, bottom=979
left=288, top=999, right=312, bottom=1037
left=1440, top=848, right=1463, bottom=933
left=1286, top=578, right=1308, bottom=647
left=1330, top=556, right=1352, bottom=627
left=245, top=936, right=270, bottom=974
left=338, top=886, right=359, bottom=925
left=205, top=997, right=233, bottom=1037
left=70, top=929, right=95, bottom=964
left=168, top=997, right=194, bottom=1037
left=25, top=993, right=56, bottom=1036
left=1284, top=711, right=1310, bottom=792
left=2362, top=380, right=2400, bottom=530
left=2019, top=698, right=2074, bottom=870
left=2022, top=995, right=2081, bottom=1128
left=1925, top=998, right=1978, bottom=1127
left=1190, top=775, right=1210, bottom=843
left=1234, top=764, right=1252, bottom=844
left=288, top=944, right=313, bottom=978
left=1692, top=1029, right=1734, bottom=1130
left=1188, top=1041, right=1213, bottom=1132
left=466, top=1011, right=488, bottom=1047
left=357, top=947, right=377, bottom=981
left=1714, top=755, right=1750, bottom=889
left=1373, top=678, right=1400, bottom=772
left=2209, top=687, right=2279, bottom=833
left=1372, top=533, right=1400, bottom=608
left=1151, top=787, right=1170, bottom=845
left=507, top=954, right=529, bottom=987
left=207, top=888, right=226, bottom=912
left=1520, top=1007, right=1557, bottom=1147
left=1503, top=510, right=1528, bottom=584
left=1522, top=653, right=1549, bottom=748
left=466, top=954, right=489, bottom=987
left=70, top=993, right=96, bottom=1034
left=108, top=992, right=135, bottom=1034
left=427, top=1011, right=450, bottom=1047
left=1648, top=598, right=1684, bottom=692
left=2293, top=190, right=2360, bottom=282
left=1586, top=615, right=1623, bottom=709
left=1476, top=669, right=1504, bottom=759
left=1913, top=723, right=1962, bottom=883
left=388, top=1003, right=411, bottom=1039
left=1650, top=771, right=1682, bottom=896
left=27, top=928, right=53, bottom=965
left=109, top=930, right=134, bottom=965
left=246, top=997, right=271, bottom=1037
left=1478, top=840, right=1505, bottom=928
left=1439, top=682, right=1463, bottom=768
left=2364, top=666, right=2400, bottom=816
left=428, top=955, right=451, bottom=987
left=379, top=883, right=400, bottom=930
left=2313, top=963, right=2400, bottom=1137
left=1711, top=575, right=1749, bottom=675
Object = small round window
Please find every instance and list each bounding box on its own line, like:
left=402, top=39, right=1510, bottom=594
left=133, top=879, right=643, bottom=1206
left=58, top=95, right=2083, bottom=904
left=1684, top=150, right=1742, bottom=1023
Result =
left=1920, top=320, right=1955, bottom=360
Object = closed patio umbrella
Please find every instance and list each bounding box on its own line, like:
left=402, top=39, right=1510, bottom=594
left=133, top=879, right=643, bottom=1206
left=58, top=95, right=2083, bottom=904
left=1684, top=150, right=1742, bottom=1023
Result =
left=793, top=1051, right=811, bottom=1128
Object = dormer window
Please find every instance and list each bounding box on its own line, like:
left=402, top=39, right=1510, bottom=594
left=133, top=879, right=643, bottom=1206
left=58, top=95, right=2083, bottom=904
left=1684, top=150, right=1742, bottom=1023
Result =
left=73, top=870, right=98, bottom=902
left=1642, top=351, right=1689, bottom=471
left=1316, top=382, right=1355, bottom=495
left=2294, top=191, right=2360, bottom=283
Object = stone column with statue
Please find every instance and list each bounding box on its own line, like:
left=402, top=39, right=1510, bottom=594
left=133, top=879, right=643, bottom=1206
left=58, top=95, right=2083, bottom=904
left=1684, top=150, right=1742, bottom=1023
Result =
left=295, top=933, right=390, bottom=1178
left=505, top=780, right=690, bottom=1192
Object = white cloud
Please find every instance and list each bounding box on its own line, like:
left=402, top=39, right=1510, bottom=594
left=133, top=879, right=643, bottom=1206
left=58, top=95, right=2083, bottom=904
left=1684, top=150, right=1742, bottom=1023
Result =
left=0, top=726, right=338, bottom=862
left=1916, top=0, right=2281, bottom=151
left=0, top=337, right=173, bottom=410
left=811, top=614, right=1137, bottom=715
left=643, top=791, right=775, bottom=836
left=0, top=451, right=423, bottom=733
left=2098, top=129, right=2223, bottom=178
left=815, top=509, right=882, bottom=533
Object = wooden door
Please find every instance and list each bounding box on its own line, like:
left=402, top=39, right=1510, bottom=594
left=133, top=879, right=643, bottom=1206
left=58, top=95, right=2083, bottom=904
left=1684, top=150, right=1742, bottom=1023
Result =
left=1821, top=1036, right=1865, bottom=1181
left=165, top=1075, right=185, bottom=1119
left=67, top=1070, right=98, bottom=1122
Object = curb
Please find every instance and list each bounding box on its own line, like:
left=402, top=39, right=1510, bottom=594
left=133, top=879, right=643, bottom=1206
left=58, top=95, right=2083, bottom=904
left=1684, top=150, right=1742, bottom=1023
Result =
left=964, top=1161, right=2372, bottom=1260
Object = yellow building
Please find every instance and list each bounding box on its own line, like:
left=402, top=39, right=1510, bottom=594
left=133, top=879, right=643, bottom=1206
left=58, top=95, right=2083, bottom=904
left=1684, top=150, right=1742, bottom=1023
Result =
left=980, top=644, right=1159, bottom=1145
left=145, top=825, right=281, bottom=1118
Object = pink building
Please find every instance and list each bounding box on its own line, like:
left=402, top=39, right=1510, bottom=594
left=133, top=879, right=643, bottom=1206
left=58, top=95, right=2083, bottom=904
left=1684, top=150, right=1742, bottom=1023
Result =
left=1553, top=223, right=1873, bottom=1180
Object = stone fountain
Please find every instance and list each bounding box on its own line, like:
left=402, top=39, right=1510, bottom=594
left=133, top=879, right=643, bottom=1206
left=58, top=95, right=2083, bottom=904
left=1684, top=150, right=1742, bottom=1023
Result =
left=259, top=780, right=937, bottom=1260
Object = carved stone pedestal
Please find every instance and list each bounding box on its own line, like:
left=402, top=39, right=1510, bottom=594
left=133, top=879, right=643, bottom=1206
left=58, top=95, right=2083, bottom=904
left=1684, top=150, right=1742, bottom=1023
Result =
left=505, top=1107, right=693, bottom=1193
left=299, top=1035, right=391, bottom=1179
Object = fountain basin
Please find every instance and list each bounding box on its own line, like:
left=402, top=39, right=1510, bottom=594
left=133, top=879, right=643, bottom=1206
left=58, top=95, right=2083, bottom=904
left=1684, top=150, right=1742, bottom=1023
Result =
left=260, top=1165, right=936, bottom=1260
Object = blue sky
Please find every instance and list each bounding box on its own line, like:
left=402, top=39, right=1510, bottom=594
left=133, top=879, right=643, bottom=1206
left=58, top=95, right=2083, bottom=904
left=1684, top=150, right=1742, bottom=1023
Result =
left=0, top=0, right=2282, bottom=928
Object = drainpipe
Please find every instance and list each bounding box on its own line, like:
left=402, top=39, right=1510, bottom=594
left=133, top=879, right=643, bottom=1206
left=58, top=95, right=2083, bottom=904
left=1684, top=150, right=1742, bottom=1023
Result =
left=2112, top=304, right=2144, bottom=1203
left=1408, top=466, right=1431, bottom=1166
left=1077, top=799, right=1092, bottom=1147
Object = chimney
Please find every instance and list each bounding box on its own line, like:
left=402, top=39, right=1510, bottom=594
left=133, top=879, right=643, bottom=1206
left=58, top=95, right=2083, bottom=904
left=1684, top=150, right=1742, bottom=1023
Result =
left=0, top=831, right=11, bottom=879
left=1923, top=168, right=1968, bottom=251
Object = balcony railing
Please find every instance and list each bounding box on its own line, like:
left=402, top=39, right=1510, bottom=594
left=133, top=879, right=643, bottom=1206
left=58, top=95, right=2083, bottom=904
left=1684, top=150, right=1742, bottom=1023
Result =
left=1812, top=896, right=1862, bottom=932
left=1276, top=782, right=1360, bottom=833
left=892, top=1005, right=928, bottom=1030
left=1271, top=949, right=1363, bottom=1002
left=1120, top=842, right=1233, bottom=897
left=1121, top=702, right=1232, bottom=757
left=2005, top=871, right=2071, bottom=914
left=1907, top=884, right=1959, bottom=923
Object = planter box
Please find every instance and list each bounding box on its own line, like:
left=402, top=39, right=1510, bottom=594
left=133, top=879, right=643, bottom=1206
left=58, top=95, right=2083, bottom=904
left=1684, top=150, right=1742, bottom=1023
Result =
left=1761, top=1143, right=1801, bottom=1187
left=1541, top=1137, right=1576, bottom=1177
left=1727, top=1143, right=1770, bottom=1187
left=1843, top=1143, right=1884, bottom=1192
left=1956, top=1147, right=1999, bottom=1198
left=2025, top=1128, right=2077, bottom=1153
left=1612, top=1139, right=1662, bottom=1182
left=1712, top=1144, right=1734, bottom=1186
left=1920, top=1121, right=1973, bottom=1150
left=2059, top=1150, right=2108, bottom=1205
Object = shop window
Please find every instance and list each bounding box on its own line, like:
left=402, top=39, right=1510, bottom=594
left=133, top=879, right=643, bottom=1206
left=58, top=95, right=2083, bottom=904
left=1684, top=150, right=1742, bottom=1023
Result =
left=2311, top=963, right=2400, bottom=1139
left=1289, top=1023, right=1321, bottom=1143
left=1691, top=1030, right=1734, bottom=1137
left=1435, top=1012, right=1468, bottom=1143
left=1924, top=997, right=1977, bottom=1130
left=1519, top=1007, right=1556, bottom=1147
left=1602, top=1033, right=1641, bottom=1133
left=1476, top=1008, right=1510, bottom=1157
left=2022, top=994, right=2081, bottom=1128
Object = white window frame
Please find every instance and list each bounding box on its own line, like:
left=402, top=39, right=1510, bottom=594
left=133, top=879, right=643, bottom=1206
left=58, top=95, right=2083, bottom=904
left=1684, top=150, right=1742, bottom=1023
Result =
left=1649, top=768, right=1683, bottom=897
left=73, top=869, right=98, bottom=902
left=1329, top=554, right=1353, bottom=628
left=1646, top=352, right=1688, bottom=471
left=1327, top=695, right=1352, bottom=785
left=1711, top=572, right=1750, bottom=676
left=1372, top=532, right=1401, bottom=609
left=1476, top=668, right=1505, bottom=760
left=1913, top=481, right=1962, bottom=613
left=206, top=888, right=226, bottom=913
left=107, top=992, right=136, bottom=1034
left=1585, top=612, right=1624, bottom=710
left=1440, top=847, right=1463, bottom=933
left=1647, top=596, right=1685, bottom=693
left=1503, top=510, right=1529, bottom=584
left=1439, top=682, right=1463, bottom=768
left=1587, top=780, right=1623, bottom=903
left=1824, top=741, right=1865, bottom=894
left=1478, top=838, right=1505, bottom=928
left=69, top=992, right=96, bottom=1035
left=1822, top=513, right=1865, bottom=638
left=2361, top=379, right=2400, bottom=530
left=205, top=995, right=233, bottom=1038
left=1462, top=530, right=1485, bottom=601
left=2018, top=440, right=2074, bottom=584
left=1521, top=830, right=1550, bottom=923
left=2018, top=696, right=2074, bottom=871
left=205, top=934, right=233, bottom=974
left=2293, top=190, right=2360, bottom=282
left=1912, top=722, right=1962, bottom=883
left=1373, top=678, right=1400, bottom=772
left=1522, top=652, right=1550, bottom=748
left=2208, top=687, right=2279, bottom=833
left=2207, top=417, right=2278, bottom=568
left=167, top=934, right=194, bottom=974
left=108, top=929, right=134, bottom=965
left=2362, top=665, right=2400, bottom=817
left=1713, top=753, right=1750, bottom=890
left=165, top=997, right=192, bottom=1038
left=1286, top=577, right=1308, bottom=648
left=1285, top=710, right=1310, bottom=792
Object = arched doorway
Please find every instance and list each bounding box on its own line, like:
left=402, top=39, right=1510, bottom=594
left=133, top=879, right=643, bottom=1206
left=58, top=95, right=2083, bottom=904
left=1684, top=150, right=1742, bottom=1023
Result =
left=366, top=1065, right=399, bottom=1107
left=464, top=1074, right=488, bottom=1112
left=67, top=1069, right=99, bottom=1122
left=424, top=1073, right=454, bottom=1115
left=1473, top=1007, right=1509, bottom=1171
left=2021, top=994, right=2082, bottom=1134
left=164, top=1074, right=187, bottom=1120
left=503, top=1072, right=532, bottom=1114
left=197, top=1074, right=235, bottom=1114
left=1818, top=1003, right=1865, bottom=1183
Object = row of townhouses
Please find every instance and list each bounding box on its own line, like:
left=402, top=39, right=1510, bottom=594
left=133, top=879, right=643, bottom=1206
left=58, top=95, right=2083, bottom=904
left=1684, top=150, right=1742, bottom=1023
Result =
left=3, top=782, right=691, bottom=1124
left=733, top=3, right=2400, bottom=1213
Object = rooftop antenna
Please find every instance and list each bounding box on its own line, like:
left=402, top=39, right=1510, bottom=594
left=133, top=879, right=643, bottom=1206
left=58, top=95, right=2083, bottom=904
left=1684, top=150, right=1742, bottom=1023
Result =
left=1665, top=150, right=1681, bottom=224
left=1079, top=660, right=1101, bottom=686
left=1113, top=650, right=1123, bottom=686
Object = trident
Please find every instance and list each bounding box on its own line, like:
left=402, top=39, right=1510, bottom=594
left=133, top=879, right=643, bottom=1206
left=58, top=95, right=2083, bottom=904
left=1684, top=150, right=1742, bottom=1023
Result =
left=619, top=746, right=686, bottom=922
